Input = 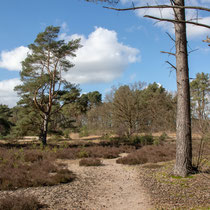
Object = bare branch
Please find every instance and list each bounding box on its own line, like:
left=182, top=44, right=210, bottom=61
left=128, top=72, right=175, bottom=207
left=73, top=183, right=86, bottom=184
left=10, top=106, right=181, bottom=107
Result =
left=34, top=87, right=46, bottom=114
left=104, top=5, right=210, bottom=12
left=161, top=51, right=176, bottom=56
left=203, top=36, right=210, bottom=43
left=166, top=32, right=175, bottom=42
left=188, top=48, right=199, bottom=54
left=203, top=36, right=210, bottom=46
left=144, top=15, right=210, bottom=29
left=166, top=61, right=176, bottom=70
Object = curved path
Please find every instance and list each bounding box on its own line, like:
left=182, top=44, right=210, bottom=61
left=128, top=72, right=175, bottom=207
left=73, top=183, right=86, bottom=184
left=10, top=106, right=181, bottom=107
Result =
left=0, top=156, right=152, bottom=210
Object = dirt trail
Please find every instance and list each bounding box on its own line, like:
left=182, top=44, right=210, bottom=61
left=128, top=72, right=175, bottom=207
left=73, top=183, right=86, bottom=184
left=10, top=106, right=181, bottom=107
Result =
left=67, top=156, right=152, bottom=210
left=0, top=155, right=152, bottom=210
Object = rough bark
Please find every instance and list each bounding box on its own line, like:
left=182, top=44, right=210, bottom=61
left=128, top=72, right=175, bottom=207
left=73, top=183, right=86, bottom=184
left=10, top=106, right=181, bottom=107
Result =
left=173, top=0, right=193, bottom=177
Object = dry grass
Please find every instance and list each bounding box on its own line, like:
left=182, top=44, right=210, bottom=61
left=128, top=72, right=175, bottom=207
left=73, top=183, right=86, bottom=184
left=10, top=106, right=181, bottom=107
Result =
left=139, top=160, right=210, bottom=209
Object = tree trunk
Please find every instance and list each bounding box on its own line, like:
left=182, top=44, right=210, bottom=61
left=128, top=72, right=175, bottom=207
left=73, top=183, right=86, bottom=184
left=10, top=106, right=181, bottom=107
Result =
left=41, top=113, right=49, bottom=146
left=173, top=0, right=193, bottom=177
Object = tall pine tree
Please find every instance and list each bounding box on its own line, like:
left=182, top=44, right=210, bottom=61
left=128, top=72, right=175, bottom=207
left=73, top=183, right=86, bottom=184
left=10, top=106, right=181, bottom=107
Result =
left=15, top=26, right=81, bottom=145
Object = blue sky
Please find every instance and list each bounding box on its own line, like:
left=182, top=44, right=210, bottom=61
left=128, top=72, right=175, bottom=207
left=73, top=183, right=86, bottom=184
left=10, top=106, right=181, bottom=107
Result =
left=0, top=0, right=209, bottom=107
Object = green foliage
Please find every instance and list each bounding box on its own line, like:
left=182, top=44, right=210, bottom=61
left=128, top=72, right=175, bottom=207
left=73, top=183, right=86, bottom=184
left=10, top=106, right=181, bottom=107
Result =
left=86, top=91, right=102, bottom=108
left=0, top=105, right=13, bottom=137
left=190, top=72, right=210, bottom=134
left=63, top=129, right=72, bottom=139
left=13, top=26, right=81, bottom=144
left=79, top=125, right=89, bottom=137
left=130, top=135, right=154, bottom=146
left=78, top=149, right=89, bottom=158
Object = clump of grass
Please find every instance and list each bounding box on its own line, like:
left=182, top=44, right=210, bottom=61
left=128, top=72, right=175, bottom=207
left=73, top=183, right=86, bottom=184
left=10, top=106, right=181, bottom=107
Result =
left=0, top=194, right=44, bottom=210
left=116, top=144, right=176, bottom=165
left=79, top=158, right=102, bottom=166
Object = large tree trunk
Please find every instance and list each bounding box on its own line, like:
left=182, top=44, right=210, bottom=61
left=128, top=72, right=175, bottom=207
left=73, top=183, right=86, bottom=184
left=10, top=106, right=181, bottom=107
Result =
left=173, top=0, right=193, bottom=177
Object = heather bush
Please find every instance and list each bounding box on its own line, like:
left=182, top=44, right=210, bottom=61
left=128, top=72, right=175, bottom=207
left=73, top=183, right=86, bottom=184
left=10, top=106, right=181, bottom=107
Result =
left=0, top=148, right=75, bottom=190
left=0, top=194, right=43, bottom=210
left=54, top=148, right=80, bottom=159
left=116, top=144, right=176, bottom=165
left=79, top=158, right=102, bottom=166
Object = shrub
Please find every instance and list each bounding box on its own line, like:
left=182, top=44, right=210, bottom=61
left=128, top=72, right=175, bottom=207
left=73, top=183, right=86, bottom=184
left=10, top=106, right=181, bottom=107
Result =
left=0, top=194, right=43, bottom=210
left=63, top=129, right=72, bottom=139
left=116, top=154, right=147, bottom=165
left=79, top=158, right=102, bottom=166
left=116, top=144, right=176, bottom=165
left=54, top=146, right=135, bottom=160
left=130, top=135, right=154, bottom=146
left=159, top=132, right=168, bottom=142
left=0, top=148, right=75, bottom=190
left=78, top=149, right=89, bottom=158
left=54, top=148, right=79, bottom=159
left=79, top=126, right=89, bottom=137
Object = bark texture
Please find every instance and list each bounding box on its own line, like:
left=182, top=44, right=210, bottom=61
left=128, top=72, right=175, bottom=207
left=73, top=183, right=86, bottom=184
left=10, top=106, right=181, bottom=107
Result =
left=40, top=113, right=49, bottom=146
left=173, top=0, right=193, bottom=177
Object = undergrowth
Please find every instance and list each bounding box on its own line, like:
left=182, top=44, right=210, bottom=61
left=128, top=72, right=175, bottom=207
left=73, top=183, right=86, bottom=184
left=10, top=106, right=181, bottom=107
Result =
left=116, top=144, right=176, bottom=165
left=79, top=158, right=103, bottom=166
left=0, top=194, right=44, bottom=210
left=0, top=148, right=75, bottom=190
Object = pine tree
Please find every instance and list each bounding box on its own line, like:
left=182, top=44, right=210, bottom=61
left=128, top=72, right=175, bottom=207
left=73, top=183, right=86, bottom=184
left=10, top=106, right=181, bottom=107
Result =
left=15, top=26, right=81, bottom=145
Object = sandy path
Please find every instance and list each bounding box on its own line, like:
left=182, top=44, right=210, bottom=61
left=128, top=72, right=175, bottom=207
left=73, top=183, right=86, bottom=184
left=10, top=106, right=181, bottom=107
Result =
left=0, top=156, right=152, bottom=210
left=67, top=156, right=152, bottom=210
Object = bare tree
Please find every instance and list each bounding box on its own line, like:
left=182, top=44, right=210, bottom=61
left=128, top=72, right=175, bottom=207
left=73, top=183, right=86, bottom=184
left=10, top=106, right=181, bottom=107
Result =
left=85, top=0, right=210, bottom=177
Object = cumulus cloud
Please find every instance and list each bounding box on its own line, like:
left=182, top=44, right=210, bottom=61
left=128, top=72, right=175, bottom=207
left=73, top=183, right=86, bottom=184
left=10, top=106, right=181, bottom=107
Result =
left=0, top=28, right=140, bottom=84
left=121, top=0, right=210, bottom=38
left=0, top=78, right=21, bottom=107
left=60, top=27, right=140, bottom=84
left=0, top=46, right=29, bottom=71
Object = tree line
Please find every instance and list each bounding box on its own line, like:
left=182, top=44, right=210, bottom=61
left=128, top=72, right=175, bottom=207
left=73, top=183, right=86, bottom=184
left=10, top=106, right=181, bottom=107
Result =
left=1, top=73, right=209, bottom=141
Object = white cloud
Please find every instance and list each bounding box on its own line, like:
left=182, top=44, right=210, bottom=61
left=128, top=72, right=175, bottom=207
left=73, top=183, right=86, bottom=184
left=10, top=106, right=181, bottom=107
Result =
left=61, top=27, right=140, bottom=84
left=0, top=27, right=140, bottom=86
left=0, top=78, right=21, bottom=107
left=0, top=46, right=29, bottom=71
left=186, top=16, right=210, bottom=38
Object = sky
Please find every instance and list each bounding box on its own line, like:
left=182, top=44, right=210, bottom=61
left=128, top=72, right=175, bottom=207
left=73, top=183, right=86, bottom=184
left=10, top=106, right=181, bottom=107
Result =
left=0, top=0, right=209, bottom=107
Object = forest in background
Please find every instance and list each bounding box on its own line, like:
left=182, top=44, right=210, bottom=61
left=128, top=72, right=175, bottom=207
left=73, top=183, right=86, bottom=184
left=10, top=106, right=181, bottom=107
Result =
left=0, top=72, right=209, bottom=141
